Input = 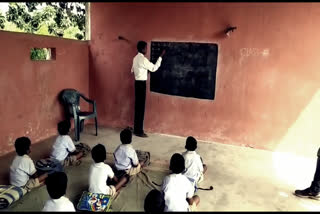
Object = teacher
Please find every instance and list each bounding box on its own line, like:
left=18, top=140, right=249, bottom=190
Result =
left=131, top=41, right=165, bottom=138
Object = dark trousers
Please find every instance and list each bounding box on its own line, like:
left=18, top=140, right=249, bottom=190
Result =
left=310, top=148, right=320, bottom=193
left=134, top=80, right=146, bottom=134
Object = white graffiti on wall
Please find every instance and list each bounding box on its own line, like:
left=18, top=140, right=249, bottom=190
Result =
left=239, top=48, right=270, bottom=65
left=240, top=48, right=270, bottom=57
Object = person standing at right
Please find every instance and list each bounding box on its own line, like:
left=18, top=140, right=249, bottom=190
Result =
left=131, top=41, right=165, bottom=138
left=294, top=148, right=320, bottom=200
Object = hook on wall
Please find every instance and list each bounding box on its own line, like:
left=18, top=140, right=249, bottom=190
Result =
left=225, top=26, right=237, bottom=37
left=118, top=35, right=130, bottom=42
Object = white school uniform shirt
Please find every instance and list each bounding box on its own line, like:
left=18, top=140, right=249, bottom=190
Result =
left=10, top=155, right=36, bottom=187
left=161, top=173, right=194, bottom=212
left=42, top=196, right=76, bottom=211
left=51, top=135, right=76, bottom=162
left=131, top=52, right=162, bottom=80
left=114, top=144, right=139, bottom=171
left=89, top=162, right=115, bottom=195
left=182, top=151, right=204, bottom=184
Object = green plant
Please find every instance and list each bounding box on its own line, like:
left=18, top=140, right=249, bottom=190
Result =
left=30, top=48, right=49, bottom=60
left=3, top=2, right=86, bottom=40
left=0, top=12, right=5, bottom=29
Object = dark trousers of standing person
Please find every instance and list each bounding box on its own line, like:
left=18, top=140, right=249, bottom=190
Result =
left=134, top=80, right=146, bottom=135
left=310, top=149, right=320, bottom=193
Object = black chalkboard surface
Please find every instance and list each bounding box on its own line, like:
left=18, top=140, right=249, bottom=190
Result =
left=150, top=41, right=218, bottom=100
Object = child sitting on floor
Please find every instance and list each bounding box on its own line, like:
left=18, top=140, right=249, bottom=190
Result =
left=144, top=189, right=165, bottom=212
left=50, top=120, right=84, bottom=167
left=10, top=137, right=48, bottom=192
left=162, top=153, right=200, bottom=212
left=113, top=128, right=146, bottom=176
left=182, top=136, right=207, bottom=189
left=89, top=144, right=128, bottom=197
left=42, top=172, right=75, bottom=211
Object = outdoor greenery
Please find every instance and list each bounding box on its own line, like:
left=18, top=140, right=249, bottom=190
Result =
left=0, top=2, right=87, bottom=40
left=0, top=11, right=5, bottom=29
left=30, top=48, right=50, bottom=61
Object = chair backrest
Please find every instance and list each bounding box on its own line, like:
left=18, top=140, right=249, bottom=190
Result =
left=60, top=89, right=81, bottom=116
left=61, top=89, right=80, bottom=105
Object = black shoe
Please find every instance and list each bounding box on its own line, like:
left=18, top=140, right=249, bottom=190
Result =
left=294, top=188, right=320, bottom=200
left=134, top=132, right=148, bottom=138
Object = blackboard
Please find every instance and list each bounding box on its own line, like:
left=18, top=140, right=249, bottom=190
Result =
left=150, top=41, right=218, bottom=100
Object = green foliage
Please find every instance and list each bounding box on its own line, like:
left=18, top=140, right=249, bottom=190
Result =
left=30, top=48, right=49, bottom=60
left=2, top=2, right=86, bottom=40
left=0, top=12, right=5, bottom=29
left=4, top=20, right=26, bottom=33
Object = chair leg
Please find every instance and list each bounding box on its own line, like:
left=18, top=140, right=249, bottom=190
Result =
left=74, top=118, right=79, bottom=141
left=95, top=117, right=98, bottom=136
left=80, top=120, right=84, bottom=133
left=77, top=119, right=81, bottom=141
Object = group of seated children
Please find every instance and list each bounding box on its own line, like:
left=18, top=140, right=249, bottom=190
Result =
left=9, top=120, right=87, bottom=210
left=89, top=143, right=128, bottom=197
left=9, top=123, right=206, bottom=212
left=88, top=128, right=148, bottom=197
left=144, top=136, right=207, bottom=212
left=10, top=120, right=85, bottom=191
left=8, top=124, right=147, bottom=211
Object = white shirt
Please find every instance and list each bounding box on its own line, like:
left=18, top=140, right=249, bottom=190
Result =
left=131, top=53, right=162, bottom=81
left=182, top=151, right=204, bottom=184
left=89, top=162, right=115, bottom=195
left=114, top=144, right=139, bottom=171
left=10, top=155, right=36, bottom=187
left=42, top=196, right=76, bottom=211
left=161, top=173, right=194, bottom=212
left=51, top=135, right=76, bottom=162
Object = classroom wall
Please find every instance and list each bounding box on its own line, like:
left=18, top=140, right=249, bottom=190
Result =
left=89, top=2, right=320, bottom=152
left=0, top=31, right=89, bottom=156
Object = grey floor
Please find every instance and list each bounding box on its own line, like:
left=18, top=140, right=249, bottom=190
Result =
left=2, top=125, right=320, bottom=211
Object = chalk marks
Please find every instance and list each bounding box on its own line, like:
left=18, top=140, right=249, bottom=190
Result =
left=240, top=48, right=270, bottom=57
left=239, top=48, right=270, bottom=65
left=261, top=49, right=270, bottom=57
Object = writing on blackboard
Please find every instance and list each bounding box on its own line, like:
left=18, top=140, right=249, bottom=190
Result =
left=150, top=41, right=218, bottom=100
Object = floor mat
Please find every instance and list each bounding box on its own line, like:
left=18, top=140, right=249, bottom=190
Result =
left=110, top=168, right=169, bottom=211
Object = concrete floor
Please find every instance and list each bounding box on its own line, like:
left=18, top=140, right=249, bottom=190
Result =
left=1, top=125, right=320, bottom=211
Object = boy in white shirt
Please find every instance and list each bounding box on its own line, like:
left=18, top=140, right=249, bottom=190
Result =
left=50, top=120, right=83, bottom=167
left=10, top=137, right=48, bottom=192
left=42, top=172, right=75, bottom=211
left=144, top=189, right=165, bottom=212
left=182, top=136, right=207, bottom=189
left=162, top=153, right=200, bottom=212
left=114, top=128, right=146, bottom=176
left=89, top=144, right=128, bottom=196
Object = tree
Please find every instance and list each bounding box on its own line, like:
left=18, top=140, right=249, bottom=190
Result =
left=4, top=2, right=86, bottom=40
left=0, top=12, right=5, bottom=29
